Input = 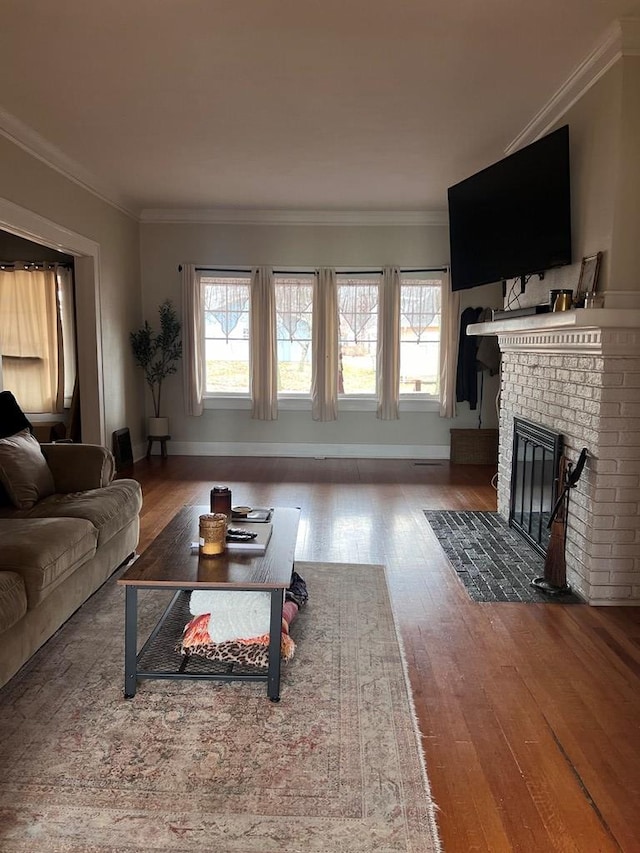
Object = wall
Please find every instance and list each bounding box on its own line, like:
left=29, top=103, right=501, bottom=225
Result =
left=505, top=62, right=624, bottom=309
left=609, top=56, right=640, bottom=299
left=140, top=221, right=502, bottom=457
left=0, top=135, right=143, bottom=443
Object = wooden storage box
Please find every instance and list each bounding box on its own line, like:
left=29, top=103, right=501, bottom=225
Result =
left=450, top=428, right=498, bottom=465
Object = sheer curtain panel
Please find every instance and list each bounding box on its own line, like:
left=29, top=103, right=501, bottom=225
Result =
left=311, top=267, right=338, bottom=421
left=0, top=266, right=61, bottom=413
left=438, top=269, right=460, bottom=418
left=250, top=267, right=278, bottom=420
left=376, top=266, right=401, bottom=419
left=181, top=264, right=204, bottom=416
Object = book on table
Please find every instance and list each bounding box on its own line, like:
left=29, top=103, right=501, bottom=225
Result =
left=226, top=522, right=273, bottom=553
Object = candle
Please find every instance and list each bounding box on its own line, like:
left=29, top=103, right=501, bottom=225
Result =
left=199, top=512, right=227, bottom=556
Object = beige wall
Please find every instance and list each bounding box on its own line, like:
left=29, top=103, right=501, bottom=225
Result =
left=610, top=56, right=640, bottom=296
left=0, top=135, right=143, bottom=443
left=510, top=57, right=640, bottom=310
left=140, top=221, right=502, bottom=456
left=513, top=61, right=623, bottom=308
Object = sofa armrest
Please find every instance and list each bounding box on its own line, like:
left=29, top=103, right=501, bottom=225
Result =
left=40, top=443, right=116, bottom=492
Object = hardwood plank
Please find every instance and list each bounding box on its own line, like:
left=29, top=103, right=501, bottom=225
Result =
left=123, top=455, right=640, bottom=851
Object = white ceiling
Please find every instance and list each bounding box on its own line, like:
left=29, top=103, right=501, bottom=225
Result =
left=1, top=0, right=639, bottom=218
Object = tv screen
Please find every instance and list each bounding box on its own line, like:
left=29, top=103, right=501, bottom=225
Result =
left=447, top=125, right=572, bottom=291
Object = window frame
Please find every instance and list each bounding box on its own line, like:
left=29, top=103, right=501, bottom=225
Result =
left=199, top=267, right=443, bottom=413
left=398, top=271, right=443, bottom=403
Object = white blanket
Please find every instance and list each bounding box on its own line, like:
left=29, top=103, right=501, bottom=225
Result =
left=189, top=590, right=272, bottom=643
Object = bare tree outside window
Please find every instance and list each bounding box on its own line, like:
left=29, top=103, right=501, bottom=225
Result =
left=400, top=275, right=441, bottom=395
left=202, top=274, right=251, bottom=393
left=275, top=275, right=313, bottom=394
left=337, top=276, right=379, bottom=395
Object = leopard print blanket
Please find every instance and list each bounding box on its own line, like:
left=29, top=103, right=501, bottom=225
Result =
left=177, top=612, right=296, bottom=668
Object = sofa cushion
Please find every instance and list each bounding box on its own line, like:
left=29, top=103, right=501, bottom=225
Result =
left=0, top=518, right=98, bottom=608
left=0, top=429, right=55, bottom=509
left=5, top=479, right=143, bottom=548
left=0, top=571, right=28, bottom=633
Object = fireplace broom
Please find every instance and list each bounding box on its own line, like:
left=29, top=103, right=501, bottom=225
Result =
left=532, top=449, right=588, bottom=596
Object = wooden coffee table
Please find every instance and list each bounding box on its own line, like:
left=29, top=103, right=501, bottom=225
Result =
left=118, top=506, right=300, bottom=701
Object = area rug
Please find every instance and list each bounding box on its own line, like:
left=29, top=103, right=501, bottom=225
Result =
left=424, top=510, right=580, bottom=603
left=0, top=562, right=441, bottom=853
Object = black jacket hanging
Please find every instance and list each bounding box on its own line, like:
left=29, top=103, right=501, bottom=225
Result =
left=456, top=306, right=482, bottom=409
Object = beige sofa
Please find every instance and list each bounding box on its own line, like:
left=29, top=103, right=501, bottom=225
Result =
left=0, top=437, right=142, bottom=688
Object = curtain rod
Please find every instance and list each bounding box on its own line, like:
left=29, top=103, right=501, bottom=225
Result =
left=0, top=261, right=73, bottom=270
left=180, top=265, right=447, bottom=275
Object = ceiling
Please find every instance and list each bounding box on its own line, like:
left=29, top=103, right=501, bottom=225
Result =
left=1, top=0, right=639, bottom=218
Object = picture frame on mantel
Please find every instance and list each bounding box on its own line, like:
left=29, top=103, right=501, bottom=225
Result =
left=575, top=251, right=602, bottom=307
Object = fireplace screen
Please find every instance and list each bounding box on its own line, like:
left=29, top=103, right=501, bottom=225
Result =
left=509, top=418, right=563, bottom=556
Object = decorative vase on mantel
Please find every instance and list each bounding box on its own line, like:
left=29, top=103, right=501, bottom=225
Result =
left=148, top=416, right=169, bottom=437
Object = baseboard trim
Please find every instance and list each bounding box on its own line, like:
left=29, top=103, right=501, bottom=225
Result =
left=137, top=440, right=450, bottom=460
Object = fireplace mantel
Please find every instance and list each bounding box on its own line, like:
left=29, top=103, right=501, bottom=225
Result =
left=468, top=308, right=640, bottom=355
left=479, top=304, right=640, bottom=605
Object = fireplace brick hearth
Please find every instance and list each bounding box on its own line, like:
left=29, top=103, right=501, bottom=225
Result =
left=469, top=310, right=640, bottom=605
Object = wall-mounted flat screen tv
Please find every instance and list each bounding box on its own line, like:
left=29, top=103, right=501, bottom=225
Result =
left=447, top=124, right=572, bottom=291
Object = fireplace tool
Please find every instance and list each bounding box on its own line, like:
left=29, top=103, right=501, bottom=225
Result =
left=532, top=447, right=588, bottom=596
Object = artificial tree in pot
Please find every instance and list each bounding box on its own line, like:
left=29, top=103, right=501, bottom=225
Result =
left=130, top=300, right=182, bottom=437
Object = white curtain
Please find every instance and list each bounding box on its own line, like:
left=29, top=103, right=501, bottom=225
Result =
left=439, top=268, right=460, bottom=418
left=376, top=266, right=400, bottom=420
left=250, top=267, right=278, bottom=420
left=181, top=263, right=204, bottom=416
left=56, top=266, right=76, bottom=408
left=0, top=266, right=61, bottom=413
left=311, top=267, right=338, bottom=421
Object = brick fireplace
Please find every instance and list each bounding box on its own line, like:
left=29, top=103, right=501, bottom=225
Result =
left=469, top=308, right=640, bottom=605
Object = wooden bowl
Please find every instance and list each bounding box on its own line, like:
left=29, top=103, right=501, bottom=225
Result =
left=232, top=505, right=252, bottom=517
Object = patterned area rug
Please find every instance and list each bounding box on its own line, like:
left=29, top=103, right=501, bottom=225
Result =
left=424, top=510, right=581, bottom=603
left=0, top=562, right=441, bottom=853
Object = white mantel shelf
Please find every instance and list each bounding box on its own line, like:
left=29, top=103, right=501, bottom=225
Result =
left=467, top=308, right=640, bottom=336
left=468, top=308, right=640, bottom=355
left=468, top=308, right=640, bottom=356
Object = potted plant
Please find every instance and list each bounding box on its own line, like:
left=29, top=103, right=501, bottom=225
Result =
left=130, top=300, right=182, bottom=437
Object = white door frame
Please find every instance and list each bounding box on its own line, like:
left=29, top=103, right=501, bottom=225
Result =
left=0, top=196, right=106, bottom=444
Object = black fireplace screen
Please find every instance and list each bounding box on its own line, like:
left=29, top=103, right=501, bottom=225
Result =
left=509, top=418, right=563, bottom=556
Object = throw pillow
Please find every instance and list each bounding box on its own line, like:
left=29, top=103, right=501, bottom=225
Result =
left=0, top=428, right=55, bottom=509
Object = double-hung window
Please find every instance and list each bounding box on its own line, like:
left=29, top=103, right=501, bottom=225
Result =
left=274, top=274, right=314, bottom=396
left=337, top=273, right=380, bottom=396
left=201, top=272, right=251, bottom=394
left=399, top=273, right=442, bottom=398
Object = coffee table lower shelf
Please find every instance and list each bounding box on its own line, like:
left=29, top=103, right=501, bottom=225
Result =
left=124, top=587, right=284, bottom=701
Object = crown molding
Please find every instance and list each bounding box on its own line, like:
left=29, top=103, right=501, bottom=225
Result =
left=506, top=17, right=640, bottom=154
left=0, top=106, right=139, bottom=220
left=139, top=208, right=448, bottom=226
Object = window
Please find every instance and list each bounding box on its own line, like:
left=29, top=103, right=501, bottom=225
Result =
left=0, top=265, right=74, bottom=413
left=399, top=274, right=441, bottom=397
left=201, top=273, right=251, bottom=394
left=337, top=274, right=379, bottom=395
left=275, top=274, right=313, bottom=395
left=194, top=267, right=443, bottom=410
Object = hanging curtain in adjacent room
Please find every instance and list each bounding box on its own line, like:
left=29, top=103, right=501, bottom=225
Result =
left=311, top=267, right=338, bottom=421
left=181, top=263, right=204, bottom=416
left=376, top=266, right=400, bottom=420
left=56, top=266, right=77, bottom=408
left=0, top=265, right=62, bottom=413
left=250, top=266, right=278, bottom=420
left=438, top=268, right=460, bottom=418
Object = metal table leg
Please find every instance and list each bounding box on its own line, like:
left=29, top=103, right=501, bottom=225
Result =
left=267, top=588, right=284, bottom=702
left=124, top=585, right=138, bottom=698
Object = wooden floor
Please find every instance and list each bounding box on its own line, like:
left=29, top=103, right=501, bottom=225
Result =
left=128, top=455, right=640, bottom=852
